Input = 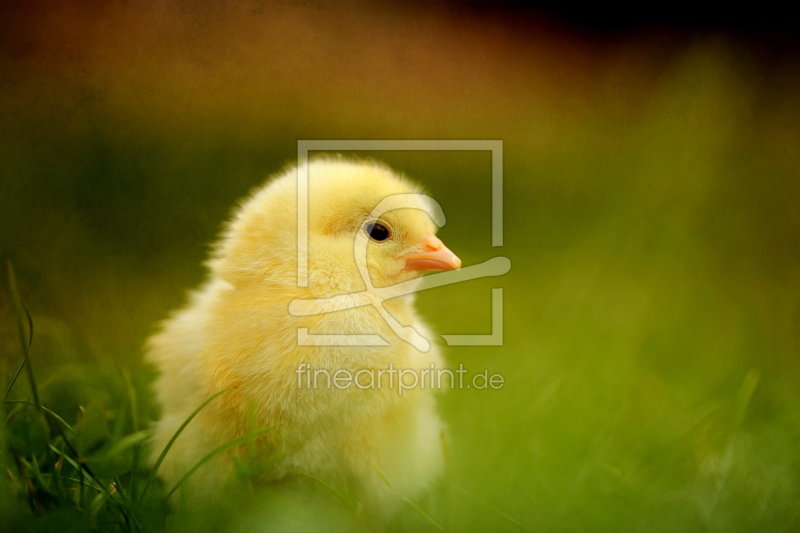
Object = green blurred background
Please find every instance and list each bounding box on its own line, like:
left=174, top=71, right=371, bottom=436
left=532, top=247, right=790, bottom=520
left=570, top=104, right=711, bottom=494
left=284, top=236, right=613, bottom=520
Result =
left=1, top=1, right=799, bottom=531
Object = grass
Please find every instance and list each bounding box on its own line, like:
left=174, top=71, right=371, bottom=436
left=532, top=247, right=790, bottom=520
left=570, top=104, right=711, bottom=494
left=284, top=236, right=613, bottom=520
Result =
left=3, top=263, right=157, bottom=532
left=1, top=5, right=800, bottom=531
left=1, top=266, right=284, bottom=532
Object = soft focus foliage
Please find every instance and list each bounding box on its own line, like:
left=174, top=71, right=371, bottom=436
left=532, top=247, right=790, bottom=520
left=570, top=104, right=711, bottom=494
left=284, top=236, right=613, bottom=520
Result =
left=1, top=2, right=799, bottom=531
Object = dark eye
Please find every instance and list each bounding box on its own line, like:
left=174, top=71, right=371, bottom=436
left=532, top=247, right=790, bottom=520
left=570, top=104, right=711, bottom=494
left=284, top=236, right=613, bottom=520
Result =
left=365, top=221, right=391, bottom=242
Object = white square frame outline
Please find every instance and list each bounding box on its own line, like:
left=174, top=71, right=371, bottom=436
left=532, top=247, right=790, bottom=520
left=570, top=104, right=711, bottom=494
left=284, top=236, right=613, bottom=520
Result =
left=296, top=139, right=505, bottom=346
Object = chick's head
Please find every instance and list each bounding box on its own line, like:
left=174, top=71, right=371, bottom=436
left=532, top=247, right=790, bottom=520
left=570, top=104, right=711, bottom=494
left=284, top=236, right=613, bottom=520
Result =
left=210, top=158, right=460, bottom=294
left=307, top=159, right=461, bottom=290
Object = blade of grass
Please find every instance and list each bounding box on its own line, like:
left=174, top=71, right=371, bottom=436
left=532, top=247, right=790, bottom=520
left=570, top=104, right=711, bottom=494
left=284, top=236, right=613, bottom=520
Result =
left=164, top=426, right=272, bottom=500
left=48, top=444, right=105, bottom=493
left=103, top=430, right=152, bottom=460
left=376, top=468, right=446, bottom=531
left=52, top=442, right=67, bottom=499
left=112, top=476, right=140, bottom=532
left=733, top=368, right=759, bottom=428
left=22, top=455, right=53, bottom=496
left=454, top=484, right=526, bottom=531
left=120, top=367, right=139, bottom=432
left=43, top=474, right=99, bottom=490
left=299, top=472, right=357, bottom=509
left=89, top=491, right=109, bottom=521
left=3, top=359, right=25, bottom=402
left=120, top=367, right=141, bottom=501
left=3, top=297, right=34, bottom=401
left=400, top=495, right=447, bottom=532
left=4, top=400, right=76, bottom=433
left=139, top=387, right=232, bottom=501
left=6, top=260, right=40, bottom=408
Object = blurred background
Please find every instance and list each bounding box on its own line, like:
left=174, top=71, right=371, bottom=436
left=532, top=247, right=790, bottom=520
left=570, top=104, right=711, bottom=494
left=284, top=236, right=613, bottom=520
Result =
left=1, top=1, right=799, bottom=531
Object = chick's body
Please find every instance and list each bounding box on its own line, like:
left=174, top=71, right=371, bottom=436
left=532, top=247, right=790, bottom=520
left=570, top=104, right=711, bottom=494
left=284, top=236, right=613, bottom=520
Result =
left=148, top=159, right=457, bottom=510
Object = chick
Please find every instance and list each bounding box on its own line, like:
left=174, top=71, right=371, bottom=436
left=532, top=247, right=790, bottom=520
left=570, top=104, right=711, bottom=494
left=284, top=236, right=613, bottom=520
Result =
left=147, top=158, right=461, bottom=512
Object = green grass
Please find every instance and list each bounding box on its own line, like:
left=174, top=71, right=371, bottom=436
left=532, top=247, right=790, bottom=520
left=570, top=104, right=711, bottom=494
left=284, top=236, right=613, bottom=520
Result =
left=2, top=265, right=160, bottom=532
left=1, top=8, right=800, bottom=531
left=1, top=266, right=281, bottom=532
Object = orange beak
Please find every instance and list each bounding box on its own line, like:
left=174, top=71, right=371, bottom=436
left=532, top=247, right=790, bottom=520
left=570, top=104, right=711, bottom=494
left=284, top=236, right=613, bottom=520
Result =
left=402, top=234, right=461, bottom=272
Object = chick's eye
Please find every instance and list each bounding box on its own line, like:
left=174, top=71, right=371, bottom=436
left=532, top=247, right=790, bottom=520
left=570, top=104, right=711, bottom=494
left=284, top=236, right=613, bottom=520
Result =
left=365, top=222, right=391, bottom=242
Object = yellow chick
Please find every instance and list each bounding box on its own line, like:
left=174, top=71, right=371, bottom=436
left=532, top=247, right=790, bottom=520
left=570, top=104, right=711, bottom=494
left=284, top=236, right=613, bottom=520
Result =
left=147, top=158, right=461, bottom=513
